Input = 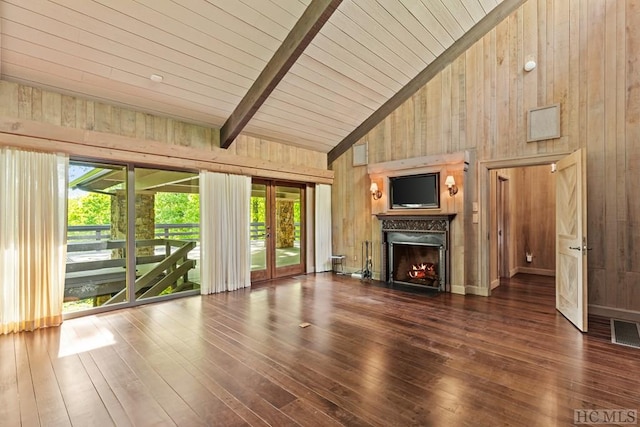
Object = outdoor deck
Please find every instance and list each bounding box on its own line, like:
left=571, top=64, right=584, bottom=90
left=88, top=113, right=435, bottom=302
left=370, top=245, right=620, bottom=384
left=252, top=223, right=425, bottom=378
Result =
left=64, top=223, right=300, bottom=310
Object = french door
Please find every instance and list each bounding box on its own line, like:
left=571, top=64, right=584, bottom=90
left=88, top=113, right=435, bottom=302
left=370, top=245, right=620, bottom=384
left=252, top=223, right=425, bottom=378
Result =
left=251, top=180, right=305, bottom=281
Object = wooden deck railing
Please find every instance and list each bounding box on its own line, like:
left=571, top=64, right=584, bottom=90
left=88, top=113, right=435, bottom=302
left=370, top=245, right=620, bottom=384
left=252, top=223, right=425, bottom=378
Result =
left=65, top=238, right=196, bottom=303
left=68, top=222, right=301, bottom=242
left=65, top=222, right=301, bottom=305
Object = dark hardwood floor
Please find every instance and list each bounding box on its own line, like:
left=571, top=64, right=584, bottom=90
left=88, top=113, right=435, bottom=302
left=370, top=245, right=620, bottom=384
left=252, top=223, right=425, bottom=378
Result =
left=1, top=273, right=638, bottom=426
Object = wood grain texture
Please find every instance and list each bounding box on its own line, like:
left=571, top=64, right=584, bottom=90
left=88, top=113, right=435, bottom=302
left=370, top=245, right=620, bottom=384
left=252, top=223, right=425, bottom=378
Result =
left=1, top=273, right=637, bottom=426
left=220, top=0, right=342, bottom=148
left=0, top=81, right=330, bottom=182
left=330, top=0, right=640, bottom=314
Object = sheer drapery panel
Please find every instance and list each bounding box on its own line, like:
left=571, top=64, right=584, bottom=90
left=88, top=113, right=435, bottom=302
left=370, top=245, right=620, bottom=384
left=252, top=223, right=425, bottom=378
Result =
left=0, top=148, right=68, bottom=334
left=199, top=171, right=251, bottom=294
left=315, top=184, right=332, bottom=272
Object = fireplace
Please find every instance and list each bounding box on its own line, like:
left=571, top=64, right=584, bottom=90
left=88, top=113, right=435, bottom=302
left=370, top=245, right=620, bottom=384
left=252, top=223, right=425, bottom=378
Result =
left=380, top=216, right=454, bottom=291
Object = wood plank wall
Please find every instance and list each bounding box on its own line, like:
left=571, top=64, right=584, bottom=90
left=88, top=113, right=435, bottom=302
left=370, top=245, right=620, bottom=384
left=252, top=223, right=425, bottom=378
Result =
left=0, top=81, right=327, bottom=173
left=331, top=0, right=640, bottom=313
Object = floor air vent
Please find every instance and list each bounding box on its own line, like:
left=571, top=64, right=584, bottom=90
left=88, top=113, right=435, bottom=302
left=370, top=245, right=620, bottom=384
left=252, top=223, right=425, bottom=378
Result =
left=610, top=319, right=640, bottom=348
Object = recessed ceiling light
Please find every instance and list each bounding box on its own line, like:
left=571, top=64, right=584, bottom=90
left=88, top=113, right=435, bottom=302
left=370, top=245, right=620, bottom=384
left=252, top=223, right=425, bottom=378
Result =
left=150, top=74, right=163, bottom=83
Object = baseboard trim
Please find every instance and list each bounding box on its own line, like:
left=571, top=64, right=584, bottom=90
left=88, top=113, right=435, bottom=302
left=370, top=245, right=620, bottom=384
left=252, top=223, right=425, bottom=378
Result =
left=451, top=284, right=466, bottom=295
left=490, top=279, right=500, bottom=290
left=589, top=305, right=640, bottom=323
left=513, top=266, right=555, bottom=277
left=465, top=285, right=490, bottom=297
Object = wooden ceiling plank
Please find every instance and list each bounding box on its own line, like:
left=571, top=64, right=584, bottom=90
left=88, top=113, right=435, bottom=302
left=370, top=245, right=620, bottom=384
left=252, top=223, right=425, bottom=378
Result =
left=2, top=34, right=243, bottom=111
left=359, top=1, right=435, bottom=63
left=3, top=0, right=258, bottom=84
left=2, top=64, right=229, bottom=126
left=442, top=0, right=477, bottom=31
left=133, top=0, right=282, bottom=56
left=285, top=58, right=387, bottom=109
left=240, top=125, right=335, bottom=152
left=250, top=110, right=346, bottom=141
left=376, top=0, right=446, bottom=57
left=52, top=0, right=266, bottom=69
left=1, top=29, right=245, bottom=99
left=338, top=2, right=427, bottom=70
left=223, top=0, right=308, bottom=34
left=257, top=102, right=360, bottom=133
left=478, top=0, right=500, bottom=14
left=398, top=0, right=455, bottom=47
left=3, top=49, right=237, bottom=117
left=220, top=0, right=343, bottom=149
left=270, top=82, right=375, bottom=123
left=415, top=0, right=465, bottom=40
left=327, top=0, right=528, bottom=165
left=328, top=13, right=422, bottom=77
left=306, top=33, right=406, bottom=90
left=462, top=0, right=491, bottom=22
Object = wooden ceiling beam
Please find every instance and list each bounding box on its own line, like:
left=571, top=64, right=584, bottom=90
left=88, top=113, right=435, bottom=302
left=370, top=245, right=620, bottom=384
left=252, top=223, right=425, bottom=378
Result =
left=220, top=0, right=342, bottom=149
left=327, top=0, right=528, bottom=166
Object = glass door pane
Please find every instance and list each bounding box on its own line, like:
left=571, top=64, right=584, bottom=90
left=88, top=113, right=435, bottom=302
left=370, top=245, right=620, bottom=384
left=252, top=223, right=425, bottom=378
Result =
left=251, top=182, right=269, bottom=281
left=64, top=161, right=128, bottom=313
left=134, top=168, right=200, bottom=301
left=274, top=185, right=302, bottom=272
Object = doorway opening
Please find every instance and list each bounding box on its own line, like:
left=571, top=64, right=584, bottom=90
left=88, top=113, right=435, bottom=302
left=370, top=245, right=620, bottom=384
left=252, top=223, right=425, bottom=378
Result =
left=481, top=149, right=589, bottom=332
left=489, top=164, right=556, bottom=291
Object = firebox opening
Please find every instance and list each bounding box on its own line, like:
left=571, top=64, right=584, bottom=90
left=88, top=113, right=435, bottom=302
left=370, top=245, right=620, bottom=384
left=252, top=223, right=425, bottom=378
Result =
left=392, top=243, right=441, bottom=289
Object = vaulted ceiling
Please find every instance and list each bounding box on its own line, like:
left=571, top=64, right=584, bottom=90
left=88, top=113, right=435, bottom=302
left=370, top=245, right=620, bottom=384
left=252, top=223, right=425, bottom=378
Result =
left=0, top=0, right=523, bottom=161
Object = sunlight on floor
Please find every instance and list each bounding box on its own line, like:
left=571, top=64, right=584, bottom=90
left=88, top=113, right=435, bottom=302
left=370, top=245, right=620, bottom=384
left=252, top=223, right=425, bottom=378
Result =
left=58, top=321, right=116, bottom=358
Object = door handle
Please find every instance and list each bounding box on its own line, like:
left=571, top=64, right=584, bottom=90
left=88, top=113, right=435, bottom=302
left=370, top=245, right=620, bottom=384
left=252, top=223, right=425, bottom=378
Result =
left=569, top=246, right=582, bottom=251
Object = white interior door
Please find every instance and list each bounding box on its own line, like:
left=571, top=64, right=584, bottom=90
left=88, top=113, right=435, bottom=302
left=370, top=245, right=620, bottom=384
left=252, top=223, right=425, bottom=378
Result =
left=555, top=149, right=588, bottom=332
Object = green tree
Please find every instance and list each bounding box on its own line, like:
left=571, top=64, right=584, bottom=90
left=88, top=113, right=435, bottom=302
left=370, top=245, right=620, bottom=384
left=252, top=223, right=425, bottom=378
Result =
left=67, top=192, right=111, bottom=225
left=154, top=193, right=200, bottom=224
left=251, top=196, right=266, bottom=223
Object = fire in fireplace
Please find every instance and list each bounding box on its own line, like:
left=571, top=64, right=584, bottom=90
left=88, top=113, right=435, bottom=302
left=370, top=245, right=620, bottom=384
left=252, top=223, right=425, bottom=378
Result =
left=392, top=242, right=440, bottom=287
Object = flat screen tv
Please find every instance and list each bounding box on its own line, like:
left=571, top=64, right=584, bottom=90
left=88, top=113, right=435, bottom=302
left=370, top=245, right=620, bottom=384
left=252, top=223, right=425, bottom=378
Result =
left=389, top=173, right=439, bottom=209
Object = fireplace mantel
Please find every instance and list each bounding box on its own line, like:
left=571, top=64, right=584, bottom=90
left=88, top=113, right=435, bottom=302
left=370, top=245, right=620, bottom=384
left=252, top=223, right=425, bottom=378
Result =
left=376, top=214, right=456, bottom=233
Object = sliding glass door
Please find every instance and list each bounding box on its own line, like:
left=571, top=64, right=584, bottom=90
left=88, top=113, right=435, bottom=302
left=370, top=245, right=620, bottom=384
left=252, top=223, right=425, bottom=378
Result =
left=64, top=161, right=200, bottom=315
left=251, top=180, right=305, bottom=281
left=65, top=161, right=128, bottom=313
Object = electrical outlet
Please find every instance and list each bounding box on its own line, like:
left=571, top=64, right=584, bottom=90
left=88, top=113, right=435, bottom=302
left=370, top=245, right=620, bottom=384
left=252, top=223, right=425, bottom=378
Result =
left=353, top=255, right=357, bottom=261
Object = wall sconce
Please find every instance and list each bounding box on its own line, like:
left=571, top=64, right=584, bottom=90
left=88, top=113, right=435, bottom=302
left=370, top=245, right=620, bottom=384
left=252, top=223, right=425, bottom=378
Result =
left=370, top=182, right=382, bottom=200
left=445, top=175, right=458, bottom=197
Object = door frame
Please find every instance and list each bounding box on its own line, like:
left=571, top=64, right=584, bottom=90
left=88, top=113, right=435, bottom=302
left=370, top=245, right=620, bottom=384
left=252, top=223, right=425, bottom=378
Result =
left=479, top=153, right=570, bottom=296
left=497, top=175, right=510, bottom=280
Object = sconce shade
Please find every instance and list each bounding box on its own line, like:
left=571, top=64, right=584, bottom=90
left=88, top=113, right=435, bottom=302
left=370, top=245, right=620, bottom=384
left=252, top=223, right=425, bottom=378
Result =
left=370, top=182, right=382, bottom=200
left=444, top=175, right=458, bottom=197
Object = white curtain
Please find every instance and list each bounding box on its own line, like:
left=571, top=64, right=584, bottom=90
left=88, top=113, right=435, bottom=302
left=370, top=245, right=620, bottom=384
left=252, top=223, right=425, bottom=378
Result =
left=199, top=171, right=251, bottom=294
left=315, top=184, right=332, bottom=272
left=0, top=148, right=68, bottom=334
